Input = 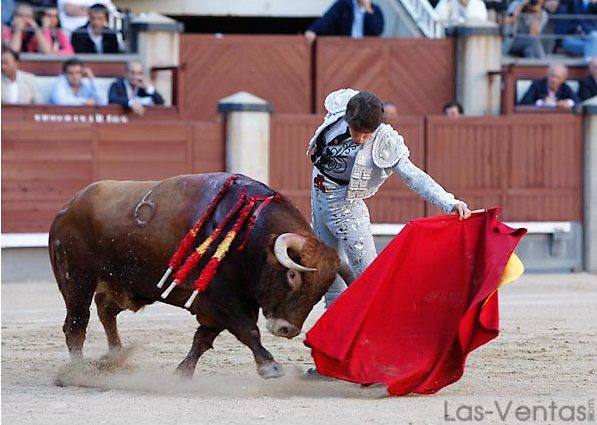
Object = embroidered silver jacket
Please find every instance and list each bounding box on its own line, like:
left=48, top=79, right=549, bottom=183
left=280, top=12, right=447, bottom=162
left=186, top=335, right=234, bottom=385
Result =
left=307, top=88, right=461, bottom=213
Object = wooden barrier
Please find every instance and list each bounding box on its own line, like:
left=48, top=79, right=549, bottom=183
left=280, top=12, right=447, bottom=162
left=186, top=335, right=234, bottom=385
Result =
left=426, top=114, right=583, bottom=221
left=18, top=53, right=138, bottom=77
left=1, top=107, right=584, bottom=232
left=178, top=35, right=312, bottom=121
left=1, top=105, right=223, bottom=233
left=315, top=38, right=456, bottom=116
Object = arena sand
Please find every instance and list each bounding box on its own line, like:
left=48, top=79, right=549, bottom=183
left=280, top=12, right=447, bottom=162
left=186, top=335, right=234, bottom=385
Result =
left=1, top=273, right=596, bottom=424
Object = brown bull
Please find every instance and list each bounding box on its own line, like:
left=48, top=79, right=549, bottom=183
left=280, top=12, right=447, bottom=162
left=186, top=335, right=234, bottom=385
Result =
left=49, top=173, right=346, bottom=379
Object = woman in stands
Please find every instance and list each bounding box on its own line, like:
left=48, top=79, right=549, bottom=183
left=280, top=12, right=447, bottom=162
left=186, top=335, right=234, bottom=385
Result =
left=28, top=6, right=74, bottom=55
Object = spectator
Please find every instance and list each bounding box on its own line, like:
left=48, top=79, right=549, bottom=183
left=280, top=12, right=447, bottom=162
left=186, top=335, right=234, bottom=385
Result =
left=108, top=60, right=165, bottom=115
left=554, top=0, right=597, bottom=59
left=2, top=0, right=15, bottom=26
left=57, top=0, right=116, bottom=35
left=435, top=0, right=489, bottom=23
left=1, top=47, right=42, bottom=104
left=382, top=101, right=398, bottom=120
left=48, top=57, right=103, bottom=105
left=2, top=3, right=52, bottom=53
left=503, top=0, right=548, bottom=58
left=519, top=63, right=579, bottom=110
left=578, top=56, right=597, bottom=101
left=71, top=3, right=118, bottom=53
left=443, top=100, right=464, bottom=116
left=27, top=6, right=74, bottom=54
left=304, top=0, right=384, bottom=44
left=541, top=0, right=560, bottom=53
left=484, top=0, right=506, bottom=23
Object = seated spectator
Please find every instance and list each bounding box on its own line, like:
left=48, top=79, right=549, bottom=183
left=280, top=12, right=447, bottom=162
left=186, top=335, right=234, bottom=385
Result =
left=382, top=101, right=398, bottom=121
left=108, top=60, right=164, bottom=115
left=554, top=0, right=597, bottom=59
left=2, top=0, right=15, bottom=27
left=541, top=0, right=560, bottom=53
left=519, top=63, right=579, bottom=110
left=57, top=0, right=116, bottom=35
left=503, top=0, right=548, bottom=58
left=71, top=3, right=119, bottom=53
left=48, top=57, right=104, bottom=105
left=1, top=46, right=42, bottom=104
left=304, top=0, right=384, bottom=44
left=2, top=2, right=52, bottom=53
left=443, top=100, right=464, bottom=116
left=435, top=0, right=489, bottom=24
left=484, top=0, right=506, bottom=24
left=27, top=6, right=74, bottom=54
left=578, top=56, right=597, bottom=101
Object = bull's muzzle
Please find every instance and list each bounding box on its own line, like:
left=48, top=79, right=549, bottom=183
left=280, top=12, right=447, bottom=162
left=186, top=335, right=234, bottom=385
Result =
left=265, top=318, right=300, bottom=339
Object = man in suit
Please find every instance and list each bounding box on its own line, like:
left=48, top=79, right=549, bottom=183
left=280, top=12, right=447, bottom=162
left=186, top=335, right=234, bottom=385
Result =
left=71, top=3, right=119, bottom=54
left=304, top=0, right=384, bottom=44
left=1, top=47, right=42, bottom=104
left=519, top=63, right=579, bottom=111
left=108, top=60, right=164, bottom=115
left=579, top=57, right=597, bottom=101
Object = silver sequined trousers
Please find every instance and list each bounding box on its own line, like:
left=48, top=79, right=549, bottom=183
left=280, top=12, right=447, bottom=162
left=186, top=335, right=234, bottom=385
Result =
left=311, top=168, right=377, bottom=307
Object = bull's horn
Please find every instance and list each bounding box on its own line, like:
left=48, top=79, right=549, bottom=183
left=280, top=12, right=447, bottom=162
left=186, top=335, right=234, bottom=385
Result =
left=274, top=233, right=317, bottom=272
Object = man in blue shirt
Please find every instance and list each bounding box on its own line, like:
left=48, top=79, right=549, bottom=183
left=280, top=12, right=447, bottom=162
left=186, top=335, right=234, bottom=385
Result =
left=305, top=0, right=384, bottom=43
left=49, top=57, right=104, bottom=105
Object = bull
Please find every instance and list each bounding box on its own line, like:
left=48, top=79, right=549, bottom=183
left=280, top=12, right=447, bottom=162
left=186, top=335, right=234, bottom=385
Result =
left=49, top=172, right=351, bottom=379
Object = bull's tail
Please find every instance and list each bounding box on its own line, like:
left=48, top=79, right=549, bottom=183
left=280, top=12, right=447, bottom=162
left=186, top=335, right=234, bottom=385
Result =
left=49, top=237, right=69, bottom=291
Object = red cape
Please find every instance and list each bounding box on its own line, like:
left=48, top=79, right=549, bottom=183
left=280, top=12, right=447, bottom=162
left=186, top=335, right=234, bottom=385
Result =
left=304, top=209, right=526, bottom=396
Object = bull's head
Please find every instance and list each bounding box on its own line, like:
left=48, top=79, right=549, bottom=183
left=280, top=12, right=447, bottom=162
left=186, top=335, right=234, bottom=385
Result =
left=260, top=233, right=341, bottom=339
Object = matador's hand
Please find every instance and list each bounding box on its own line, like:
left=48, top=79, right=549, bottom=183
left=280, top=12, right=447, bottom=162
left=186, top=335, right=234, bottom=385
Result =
left=453, top=202, right=471, bottom=220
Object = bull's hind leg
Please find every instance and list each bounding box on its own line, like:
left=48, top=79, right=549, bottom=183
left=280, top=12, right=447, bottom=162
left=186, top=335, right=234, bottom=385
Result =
left=51, top=238, right=96, bottom=360
left=94, top=290, right=124, bottom=352
left=175, top=325, right=223, bottom=378
left=60, top=278, right=96, bottom=360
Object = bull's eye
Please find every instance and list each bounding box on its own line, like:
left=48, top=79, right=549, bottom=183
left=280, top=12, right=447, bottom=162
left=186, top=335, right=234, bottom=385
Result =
left=286, top=269, right=302, bottom=290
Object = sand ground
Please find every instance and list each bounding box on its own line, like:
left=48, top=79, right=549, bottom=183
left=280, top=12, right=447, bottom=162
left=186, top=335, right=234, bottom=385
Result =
left=1, top=273, right=596, bottom=425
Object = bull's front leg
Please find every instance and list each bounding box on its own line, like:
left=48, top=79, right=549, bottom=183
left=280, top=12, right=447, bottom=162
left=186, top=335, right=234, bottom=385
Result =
left=176, top=325, right=223, bottom=378
left=228, top=324, right=285, bottom=379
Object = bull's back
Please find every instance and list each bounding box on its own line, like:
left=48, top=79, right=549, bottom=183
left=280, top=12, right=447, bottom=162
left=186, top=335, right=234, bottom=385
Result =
left=48, top=173, right=248, bottom=277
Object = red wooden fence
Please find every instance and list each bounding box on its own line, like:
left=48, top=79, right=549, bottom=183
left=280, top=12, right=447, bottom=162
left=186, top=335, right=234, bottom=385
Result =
left=178, top=35, right=312, bottom=121
left=1, top=107, right=583, bottom=233
left=315, top=38, right=456, bottom=116
left=1, top=106, right=223, bottom=233
left=426, top=114, right=583, bottom=221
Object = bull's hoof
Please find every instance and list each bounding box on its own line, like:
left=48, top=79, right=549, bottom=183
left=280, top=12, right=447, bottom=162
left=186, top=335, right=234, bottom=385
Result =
left=257, top=361, right=285, bottom=379
left=174, top=363, right=195, bottom=380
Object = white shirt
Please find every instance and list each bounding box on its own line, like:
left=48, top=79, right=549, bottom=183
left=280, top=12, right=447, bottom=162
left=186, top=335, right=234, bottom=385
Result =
left=435, top=0, right=488, bottom=23
left=351, top=0, right=366, bottom=38
left=2, top=75, right=19, bottom=103
left=124, top=79, right=156, bottom=107
left=86, top=24, right=103, bottom=53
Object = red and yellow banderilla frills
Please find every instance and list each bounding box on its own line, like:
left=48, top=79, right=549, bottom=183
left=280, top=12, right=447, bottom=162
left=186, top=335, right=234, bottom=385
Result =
left=155, top=177, right=279, bottom=309
left=156, top=175, right=238, bottom=289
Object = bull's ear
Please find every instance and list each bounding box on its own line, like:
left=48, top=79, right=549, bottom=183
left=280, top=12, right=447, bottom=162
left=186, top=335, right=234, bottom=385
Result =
left=286, top=269, right=302, bottom=291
